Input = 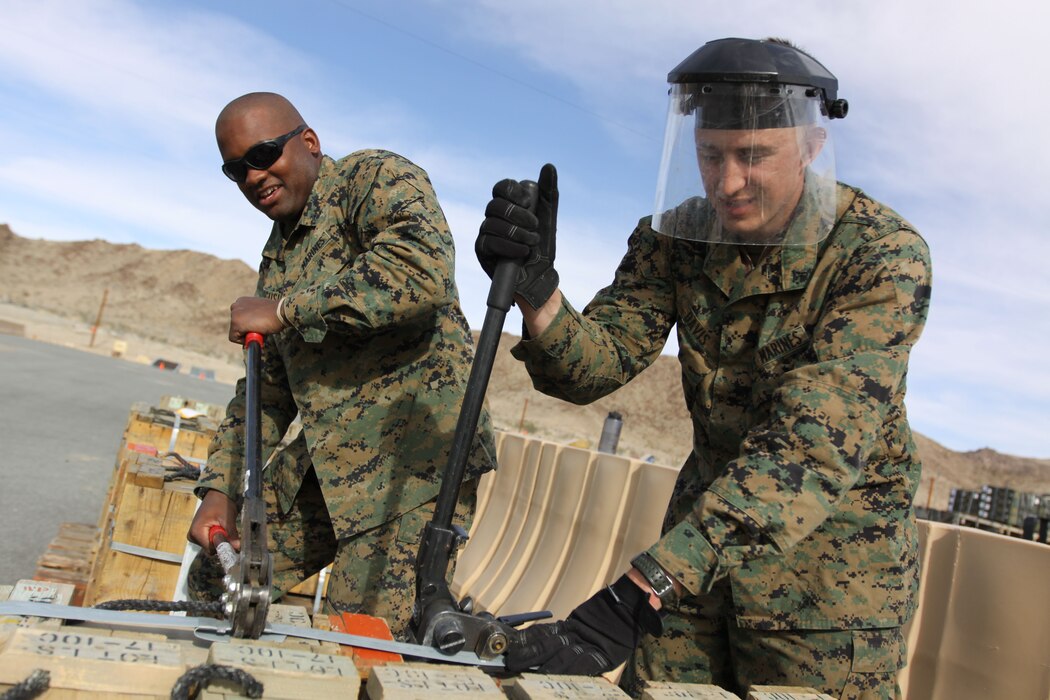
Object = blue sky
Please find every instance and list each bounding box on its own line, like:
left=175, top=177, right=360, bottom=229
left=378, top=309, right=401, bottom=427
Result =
left=0, top=1, right=1047, bottom=459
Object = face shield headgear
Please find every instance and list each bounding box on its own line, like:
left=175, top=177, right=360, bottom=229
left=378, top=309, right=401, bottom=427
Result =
left=652, top=38, right=849, bottom=246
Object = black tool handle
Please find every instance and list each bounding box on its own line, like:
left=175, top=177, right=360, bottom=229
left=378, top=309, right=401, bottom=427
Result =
left=431, top=258, right=518, bottom=528
left=232, top=331, right=271, bottom=639
left=243, top=332, right=264, bottom=504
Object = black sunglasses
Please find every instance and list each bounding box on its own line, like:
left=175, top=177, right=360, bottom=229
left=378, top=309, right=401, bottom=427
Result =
left=221, top=124, right=307, bottom=182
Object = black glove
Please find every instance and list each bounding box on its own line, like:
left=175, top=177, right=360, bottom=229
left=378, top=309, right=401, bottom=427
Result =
left=476, top=163, right=559, bottom=310
left=503, top=575, right=663, bottom=675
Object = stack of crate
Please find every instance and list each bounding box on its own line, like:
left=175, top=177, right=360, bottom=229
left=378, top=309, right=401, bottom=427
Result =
left=978, top=485, right=1018, bottom=526
left=83, top=402, right=217, bottom=606
left=81, top=399, right=331, bottom=608
left=2, top=582, right=838, bottom=699
left=947, top=488, right=981, bottom=517
left=0, top=590, right=841, bottom=698
left=1039, top=494, right=1050, bottom=520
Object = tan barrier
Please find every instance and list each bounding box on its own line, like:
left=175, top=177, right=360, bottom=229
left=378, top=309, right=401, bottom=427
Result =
left=457, top=434, right=1050, bottom=699
left=901, top=520, right=1050, bottom=699
left=452, top=431, right=679, bottom=622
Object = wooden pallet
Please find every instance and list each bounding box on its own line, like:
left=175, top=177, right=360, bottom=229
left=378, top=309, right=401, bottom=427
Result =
left=32, top=523, right=98, bottom=606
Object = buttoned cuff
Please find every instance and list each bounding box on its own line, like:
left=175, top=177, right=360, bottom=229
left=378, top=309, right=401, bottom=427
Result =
left=509, top=299, right=574, bottom=360
left=193, top=467, right=240, bottom=503
left=646, top=520, right=722, bottom=598
left=282, top=289, right=328, bottom=343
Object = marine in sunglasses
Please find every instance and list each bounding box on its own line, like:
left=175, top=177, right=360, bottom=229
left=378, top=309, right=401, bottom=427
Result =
left=216, top=96, right=321, bottom=229
left=189, top=92, right=496, bottom=639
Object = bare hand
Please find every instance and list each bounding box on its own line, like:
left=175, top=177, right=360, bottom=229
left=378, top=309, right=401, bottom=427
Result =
left=229, top=296, right=283, bottom=344
left=187, top=489, right=241, bottom=554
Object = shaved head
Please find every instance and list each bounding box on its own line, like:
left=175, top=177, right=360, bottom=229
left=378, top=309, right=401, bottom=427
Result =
left=216, top=92, right=322, bottom=229
left=216, top=92, right=305, bottom=137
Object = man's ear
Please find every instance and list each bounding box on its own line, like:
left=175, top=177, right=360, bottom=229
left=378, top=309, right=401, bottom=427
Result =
left=802, top=126, right=827, bottom=166
left=303, top=127, right=321, bottom=157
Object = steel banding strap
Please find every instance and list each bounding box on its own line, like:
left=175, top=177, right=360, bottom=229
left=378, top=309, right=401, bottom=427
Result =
left=109, top=541, right=185, bottom=564
left=0, top=601, right=504, bottom=668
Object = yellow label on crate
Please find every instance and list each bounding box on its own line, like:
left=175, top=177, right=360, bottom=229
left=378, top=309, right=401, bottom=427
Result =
left=369, top=663, right=503, bottom=695
left=7, top=629, right=183, bottom=665
left=642, top=681, right=740, bottom=699
left=266, top=603, right=312, bottom=628
left=211, top=642, right=355, bottom=677
left=513, top=673, right=631, bottom=698
left=748, top=687, right=836, bottom=700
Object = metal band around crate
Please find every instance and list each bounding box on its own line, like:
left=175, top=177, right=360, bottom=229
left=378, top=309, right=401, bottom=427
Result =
left=0, top=601, right=504, bottom=668
left=109, top=540, right=186, bottom=564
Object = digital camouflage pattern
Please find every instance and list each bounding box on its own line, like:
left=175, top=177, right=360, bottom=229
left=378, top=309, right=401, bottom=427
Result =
left=195, top=150, right=496, bottom=614
left=513, top=183, right=930, bottom=696
left=621, top=581, right=905, bottom=699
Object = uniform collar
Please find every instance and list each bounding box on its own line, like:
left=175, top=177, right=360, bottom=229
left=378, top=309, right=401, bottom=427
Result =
left=260, top=155, right=337, bottom=261
left=702, top=182, right=854, bottom=301
left=703, top=240, right=816, bottom=300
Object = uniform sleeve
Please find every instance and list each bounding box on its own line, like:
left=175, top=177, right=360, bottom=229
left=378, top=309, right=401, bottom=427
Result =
left=511, top=222, right=677, bottom=402
left=195, top=337, right=298, bottom=501
left=648, top=230, right=932, bottom=596
left=280, top=155, right=457, bottom=342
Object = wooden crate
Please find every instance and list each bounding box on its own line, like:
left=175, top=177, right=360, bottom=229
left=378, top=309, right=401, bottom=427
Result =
left=95, top=402, right=214, bottom=534
left=84, top=459, right=199, bottom=606
left=0, top=608, right=363, bottom=698
left=88, top=398, right=215, bottom=596
left=120, top=402, right=216, bottom=460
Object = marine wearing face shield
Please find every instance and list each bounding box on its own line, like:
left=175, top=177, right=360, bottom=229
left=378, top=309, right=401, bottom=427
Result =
left=653, top=38, right=845, bottom=249
left=476, top=37, right=931, bottom=700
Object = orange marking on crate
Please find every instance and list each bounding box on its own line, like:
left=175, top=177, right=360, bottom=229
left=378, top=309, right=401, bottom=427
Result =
left=328, top=612, right=403, bottom=673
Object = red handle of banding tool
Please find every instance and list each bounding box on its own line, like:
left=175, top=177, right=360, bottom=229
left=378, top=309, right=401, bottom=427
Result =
left=208, top=525, right=239, bottom=574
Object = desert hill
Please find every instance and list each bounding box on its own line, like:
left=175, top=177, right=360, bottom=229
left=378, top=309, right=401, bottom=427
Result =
left=0, top=223, right=258, bottom=365
left=1, top=223, right=1046, bottom=509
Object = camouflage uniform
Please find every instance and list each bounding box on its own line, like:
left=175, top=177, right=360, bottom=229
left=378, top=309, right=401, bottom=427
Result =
left=193, top=151, right=497, bottom=637
left=511, top=184, right=931, bottom=698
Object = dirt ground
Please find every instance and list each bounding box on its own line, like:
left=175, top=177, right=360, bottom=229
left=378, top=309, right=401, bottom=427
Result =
left=0, top=301, right=245, bottom=385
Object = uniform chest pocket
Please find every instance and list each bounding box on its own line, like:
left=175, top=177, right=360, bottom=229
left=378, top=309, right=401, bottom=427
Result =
left=751, top=324, right=812, bottom=408
left=290, top=228, right=359, bottom=289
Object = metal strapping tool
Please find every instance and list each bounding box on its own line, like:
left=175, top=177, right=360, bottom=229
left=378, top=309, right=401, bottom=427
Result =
left=208, top=331, right=272, bottom=638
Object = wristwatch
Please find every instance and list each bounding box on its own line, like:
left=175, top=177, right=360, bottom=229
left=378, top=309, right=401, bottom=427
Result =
left=631, top=552, right=678, bottom=608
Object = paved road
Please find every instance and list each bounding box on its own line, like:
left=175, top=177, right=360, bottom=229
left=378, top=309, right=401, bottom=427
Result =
left=0, top=334, right=236, bottom=585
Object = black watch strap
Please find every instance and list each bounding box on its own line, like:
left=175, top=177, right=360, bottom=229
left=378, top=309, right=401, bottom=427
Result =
left=631, top=553, right=678, bottom=607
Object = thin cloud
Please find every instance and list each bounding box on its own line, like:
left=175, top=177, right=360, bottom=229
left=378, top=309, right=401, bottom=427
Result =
left=0, top=1, right=311, bottom=141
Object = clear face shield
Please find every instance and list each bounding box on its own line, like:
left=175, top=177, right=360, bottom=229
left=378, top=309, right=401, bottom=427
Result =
left=652, top=83, right=837, bottom=245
